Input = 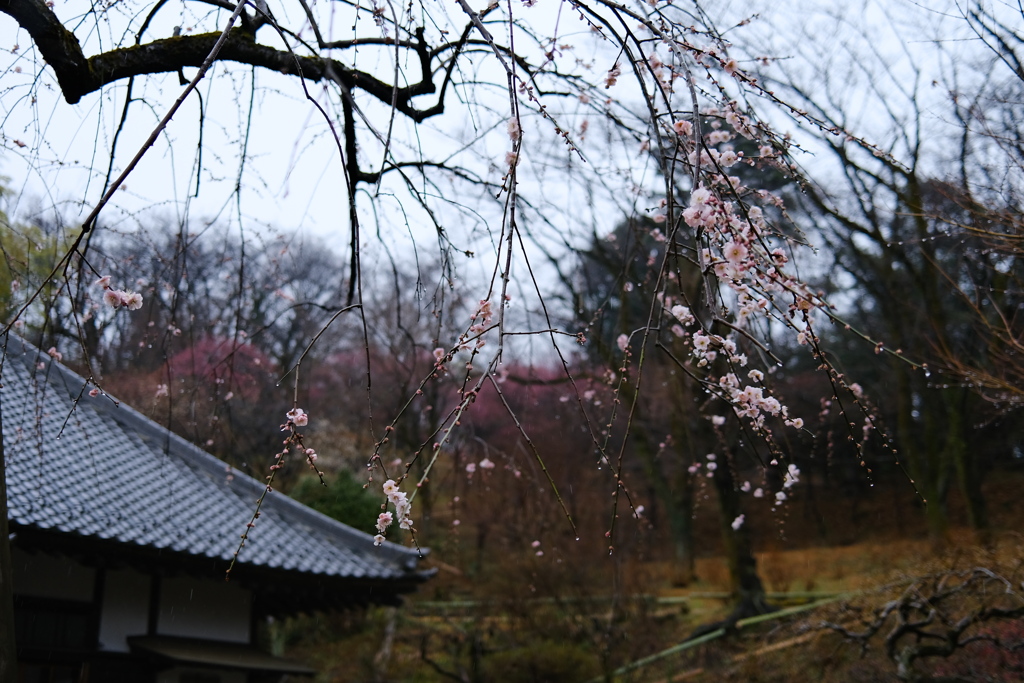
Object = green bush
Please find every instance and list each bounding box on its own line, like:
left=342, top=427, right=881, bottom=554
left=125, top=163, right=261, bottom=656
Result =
left=290, top=470, right=380, bottom=533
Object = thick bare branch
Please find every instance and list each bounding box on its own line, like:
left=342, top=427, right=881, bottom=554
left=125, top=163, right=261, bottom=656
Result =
left=1, top=0, right=441, bottom=118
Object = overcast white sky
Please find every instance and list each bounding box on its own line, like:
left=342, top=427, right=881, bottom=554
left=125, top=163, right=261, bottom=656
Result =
left=0, top=0, right=1007, bottom=311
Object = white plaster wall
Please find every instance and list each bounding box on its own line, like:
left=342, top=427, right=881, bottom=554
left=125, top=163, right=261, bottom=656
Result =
left=10, top=547, right=95, bottom=601
left=97, top=566, right=151, bottom=652
left=157, top=576, right=251, bottom=643
left=155, top=667, right=247, bottom=683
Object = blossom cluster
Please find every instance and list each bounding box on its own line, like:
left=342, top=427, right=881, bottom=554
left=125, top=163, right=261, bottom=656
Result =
left=663, top=293, right=804, bottom=431
left=774, top=464, right=801, bottom=504
left=374, top=478, right=414, bottom=546
left=95, top=275, right=143, bottom=310
left=272, top=409, right=319, bottom=473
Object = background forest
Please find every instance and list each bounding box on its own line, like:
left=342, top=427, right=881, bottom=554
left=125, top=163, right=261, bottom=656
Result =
left=2, top=0, right=1023, bottom=680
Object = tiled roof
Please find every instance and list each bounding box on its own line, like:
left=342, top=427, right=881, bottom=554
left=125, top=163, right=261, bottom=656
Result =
left=2, top=335, right=426, bottom=589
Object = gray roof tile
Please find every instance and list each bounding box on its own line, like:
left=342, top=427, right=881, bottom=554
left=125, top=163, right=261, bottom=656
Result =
left=3, top=335, right=426, bottom=588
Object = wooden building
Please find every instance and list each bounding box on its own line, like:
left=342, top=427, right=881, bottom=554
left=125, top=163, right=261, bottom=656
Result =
left=2, top=336, right=430, bottom=681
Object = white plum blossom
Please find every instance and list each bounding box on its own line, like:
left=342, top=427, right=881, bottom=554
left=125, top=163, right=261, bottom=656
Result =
left=508, top=117, right=521, bottom=141
left=738, top=385, right=763, bottom=404
left=723, top=241, right=748, bottom=264
left=731, top=514, right=745, bottom=530
left=692, top=332, right=711, bottom=353
left=761, top=396, right=782, bottom=415
left=670, top=304, right=695, bottom=326
left=373, top=478, right=414, bottom=535
left=393, top=496, right=410, bottom=520
left=690, top=186, right=712, bottom=205
left=719, top=150, right=740, bottom=167
left=708, top=130, right=732, bottom=145
left=286, top=408, right=308, bottom=427
left=783, top=463, right=801, bottom=489
left=101, top=284, right=144, bottom=311
left=672, top=119, right=693, bottom=136
left=616, top=333, right=629, bottom=352
left=122, top=290, right=144, bottom=310
left=373, top=534, right=385, bottom=546
left=479, top=458, right=495, bottom=470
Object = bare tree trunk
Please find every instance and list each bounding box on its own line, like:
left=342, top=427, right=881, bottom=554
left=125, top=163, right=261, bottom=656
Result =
left=895, top=363, right=949, bottom=545
left=711, top=452, right=770, bottom=619
left=635, top=433, right=696, bottom=586
left=947, top=390, right=989, bottom=545
left=668, top=470, right=696, bottom=586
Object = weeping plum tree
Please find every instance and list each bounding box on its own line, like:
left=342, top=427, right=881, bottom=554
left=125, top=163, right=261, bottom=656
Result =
left=0, top=0, right=949, bottom=661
